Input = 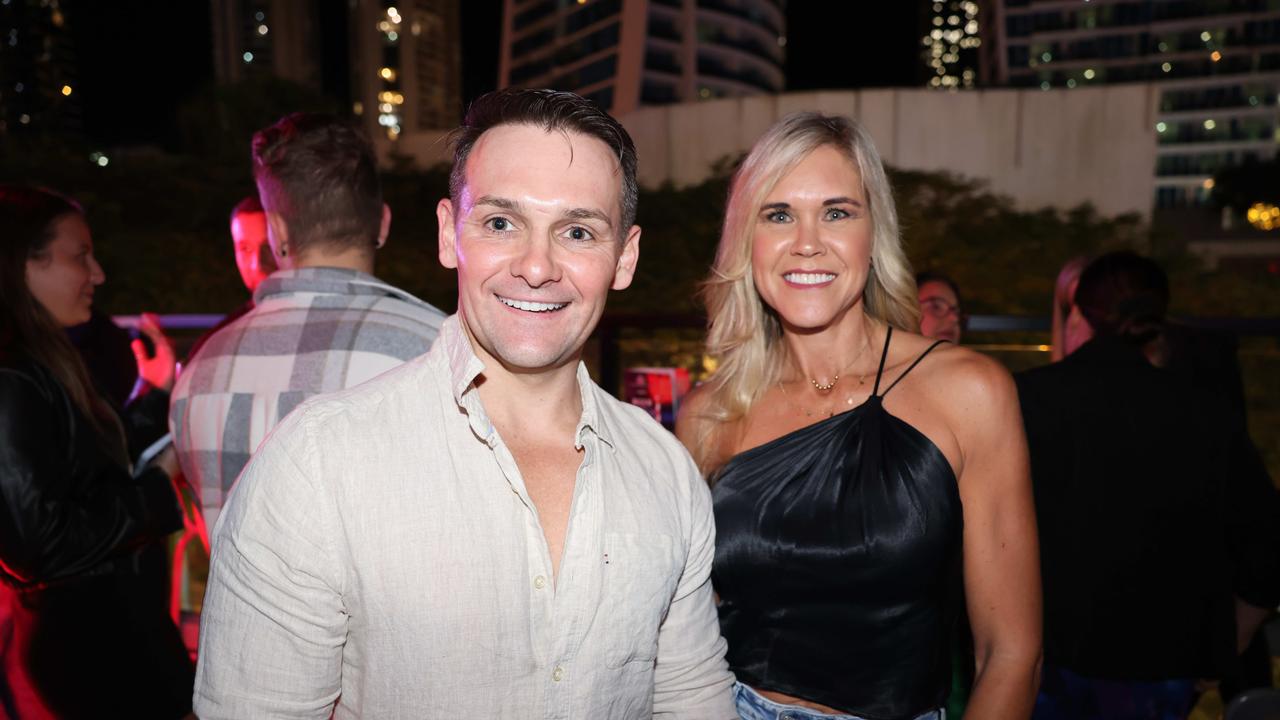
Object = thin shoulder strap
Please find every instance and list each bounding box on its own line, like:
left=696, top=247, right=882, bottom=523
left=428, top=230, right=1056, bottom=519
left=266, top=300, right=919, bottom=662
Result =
left=870, top=326, right=894, bottom=396
left=881, top=338, right=948, bottom=398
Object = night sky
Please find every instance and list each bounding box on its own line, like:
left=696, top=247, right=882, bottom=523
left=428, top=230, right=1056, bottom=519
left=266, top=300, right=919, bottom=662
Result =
left=59, top=0, right=922, bottom=148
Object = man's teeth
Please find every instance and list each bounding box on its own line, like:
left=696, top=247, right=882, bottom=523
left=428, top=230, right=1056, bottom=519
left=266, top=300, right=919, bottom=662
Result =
left=784, top=272, right=836, bottom=285
left=498, top=296, right=568, bottom=312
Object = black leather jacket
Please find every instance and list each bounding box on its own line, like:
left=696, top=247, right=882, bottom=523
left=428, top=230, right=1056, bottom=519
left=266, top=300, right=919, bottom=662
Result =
left=0, top=351, right=182, bottom=590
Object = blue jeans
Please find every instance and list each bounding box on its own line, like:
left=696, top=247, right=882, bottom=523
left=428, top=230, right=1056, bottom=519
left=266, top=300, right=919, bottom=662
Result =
left=733, top=682, right=945, bottom=720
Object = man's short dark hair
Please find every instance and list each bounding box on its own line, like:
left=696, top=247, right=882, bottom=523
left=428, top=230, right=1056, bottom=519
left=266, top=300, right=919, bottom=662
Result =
left=251, top=113, right=382, bottom=255
left=448, top=88, right=638, bottom=233
left=229, top=194, right=263, bottom=225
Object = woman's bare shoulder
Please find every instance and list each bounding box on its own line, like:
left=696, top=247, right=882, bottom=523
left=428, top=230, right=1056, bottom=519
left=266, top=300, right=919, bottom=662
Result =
left=915, top=342, right=1023, bottom=453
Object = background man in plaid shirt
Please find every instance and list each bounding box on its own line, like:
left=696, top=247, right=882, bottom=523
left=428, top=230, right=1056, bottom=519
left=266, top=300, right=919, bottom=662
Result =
left=169, top=113, right=446, bottom=535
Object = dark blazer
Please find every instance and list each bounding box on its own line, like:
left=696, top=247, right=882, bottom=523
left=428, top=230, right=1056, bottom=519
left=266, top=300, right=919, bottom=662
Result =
left=1016, top=336, right=1280, bottom=681
left=0, top=351, right=193, bottom=719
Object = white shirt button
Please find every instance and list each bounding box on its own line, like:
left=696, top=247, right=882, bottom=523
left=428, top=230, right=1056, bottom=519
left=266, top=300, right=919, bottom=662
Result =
left=551, top=665, right=564, bottom=682
left=533, top=575, right=546, bottom=590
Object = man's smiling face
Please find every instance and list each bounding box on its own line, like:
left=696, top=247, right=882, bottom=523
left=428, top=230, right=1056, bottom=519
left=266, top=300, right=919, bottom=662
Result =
left=437, top=123, right=640, bottom=375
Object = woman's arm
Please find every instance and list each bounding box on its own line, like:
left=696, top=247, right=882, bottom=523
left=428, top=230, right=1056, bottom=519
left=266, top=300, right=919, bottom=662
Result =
left=948, top=354, right=1043, bottom=718
left=0, top=366, right=181, bottom=586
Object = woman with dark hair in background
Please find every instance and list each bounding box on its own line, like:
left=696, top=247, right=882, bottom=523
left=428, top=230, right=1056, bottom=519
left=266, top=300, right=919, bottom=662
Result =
left=0, top=186, right=194, bottom=718
left=1017, top=251, right=1280, bottom=719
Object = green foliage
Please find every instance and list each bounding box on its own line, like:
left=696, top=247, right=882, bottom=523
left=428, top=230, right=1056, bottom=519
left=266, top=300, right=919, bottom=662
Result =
left=2, top=145, right=1273, bottom=323
left=377, top=166, right=457, bottom=313
left=891, top=168, right=1147, bottom=316
left=617, top=175, right=732, bottom=314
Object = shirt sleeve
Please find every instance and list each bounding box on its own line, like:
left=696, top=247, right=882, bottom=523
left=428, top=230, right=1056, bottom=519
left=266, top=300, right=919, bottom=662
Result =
left=652, top=453, right=737, bottom=719
left=193, top=407, right=347, bottom=719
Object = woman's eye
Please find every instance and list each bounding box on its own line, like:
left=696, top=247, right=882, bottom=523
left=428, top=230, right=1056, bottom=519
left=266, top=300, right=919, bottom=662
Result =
left=766, top=211, right=790, bottom=223
left=825, top=208, right=851, bottom=220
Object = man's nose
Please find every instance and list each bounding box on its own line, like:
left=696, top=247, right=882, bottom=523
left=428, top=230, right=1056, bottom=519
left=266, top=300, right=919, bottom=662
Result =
left=511, top=237, right=560, bottom=287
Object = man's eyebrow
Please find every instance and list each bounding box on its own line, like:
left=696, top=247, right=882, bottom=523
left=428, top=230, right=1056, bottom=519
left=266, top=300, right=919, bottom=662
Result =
left=473, top=195, right=521, bottom=212
left=564, top=207, right=613, bottom=229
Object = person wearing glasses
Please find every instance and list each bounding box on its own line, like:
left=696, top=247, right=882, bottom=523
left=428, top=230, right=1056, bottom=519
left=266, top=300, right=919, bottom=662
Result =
left=915, top=271, right=963, bottom=344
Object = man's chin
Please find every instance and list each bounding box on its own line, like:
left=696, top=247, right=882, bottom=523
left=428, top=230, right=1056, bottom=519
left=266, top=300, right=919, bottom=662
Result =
left=488, top=346, right=579, bottom=376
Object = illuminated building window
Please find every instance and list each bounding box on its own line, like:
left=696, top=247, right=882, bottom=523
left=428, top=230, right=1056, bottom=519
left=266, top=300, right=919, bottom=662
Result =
left=922, top=0, right=980, bottom=90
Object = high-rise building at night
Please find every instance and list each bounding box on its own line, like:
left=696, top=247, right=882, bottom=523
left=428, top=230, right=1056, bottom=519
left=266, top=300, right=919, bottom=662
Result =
left=922, top=0, right=987, bottom=89
left=211, top=0, right=319, bottom=89
left=498, top=0, right=785, bottom=116
left=355, top=0, right=462, bottom=137
left=209, top=0, right=461, bottom=140
left=0, top=0, right=80, bottom=139
left=991, top=1, right=1280, bottom=209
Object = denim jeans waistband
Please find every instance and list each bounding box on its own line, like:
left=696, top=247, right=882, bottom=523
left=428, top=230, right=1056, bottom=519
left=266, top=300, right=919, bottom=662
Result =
left=732, top=682, right=944, bottom=720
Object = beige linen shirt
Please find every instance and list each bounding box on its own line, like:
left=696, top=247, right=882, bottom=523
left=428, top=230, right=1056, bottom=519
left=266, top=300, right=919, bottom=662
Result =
left=193, top=315, right=736, bottom=719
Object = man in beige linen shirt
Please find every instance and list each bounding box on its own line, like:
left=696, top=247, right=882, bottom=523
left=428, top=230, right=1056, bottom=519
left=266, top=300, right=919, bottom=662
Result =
left=193, top=89, right=736, bottom=718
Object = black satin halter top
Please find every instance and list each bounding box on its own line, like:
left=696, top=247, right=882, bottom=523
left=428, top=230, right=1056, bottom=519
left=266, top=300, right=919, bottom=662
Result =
left=711, top=328, right=962, bottom=720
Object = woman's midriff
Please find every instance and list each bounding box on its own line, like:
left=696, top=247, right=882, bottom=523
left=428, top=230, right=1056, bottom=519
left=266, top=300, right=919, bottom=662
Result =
left=755, top=687, right=846, bottom=715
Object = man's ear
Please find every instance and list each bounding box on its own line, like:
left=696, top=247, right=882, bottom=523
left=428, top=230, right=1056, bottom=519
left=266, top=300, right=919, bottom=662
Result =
left=437, top=198, right=458, bottom=269
left=376, top=203, right=392, bottom=249
left=611, top=225, right=641, bottom=291
left=265, top=212, right=291, bottom=264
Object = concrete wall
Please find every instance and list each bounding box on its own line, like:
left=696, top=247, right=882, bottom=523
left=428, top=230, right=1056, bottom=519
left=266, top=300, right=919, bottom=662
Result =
left=388, top=85, right=1159, bottom=219
left=619, top=86, right=1158, bottom=219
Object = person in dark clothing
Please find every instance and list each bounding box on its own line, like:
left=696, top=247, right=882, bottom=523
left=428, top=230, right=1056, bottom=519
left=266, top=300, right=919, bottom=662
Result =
left=1017, top=251, right=1280, bottom=719
left=0, top=185, right=193, bottom=719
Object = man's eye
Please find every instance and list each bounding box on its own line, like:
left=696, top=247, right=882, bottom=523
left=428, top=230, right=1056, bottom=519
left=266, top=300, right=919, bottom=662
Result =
left=566, top=226, right=593, bottom=241
left=487, top=217, right=512, bottom=231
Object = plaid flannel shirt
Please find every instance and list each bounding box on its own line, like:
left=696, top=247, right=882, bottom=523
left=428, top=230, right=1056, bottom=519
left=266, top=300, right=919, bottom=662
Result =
left=169, top=267, right=446, bottom=532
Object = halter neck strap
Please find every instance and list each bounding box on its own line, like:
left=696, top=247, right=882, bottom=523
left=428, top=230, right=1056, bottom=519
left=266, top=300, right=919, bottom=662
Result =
left=870, top=326, right=895, bottom=396
left=881, top=338, right=948, bottom=398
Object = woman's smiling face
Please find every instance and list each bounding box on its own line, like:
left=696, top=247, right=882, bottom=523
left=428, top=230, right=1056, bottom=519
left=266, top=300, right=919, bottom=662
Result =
left=25, top=213, right=104, bottom=327
left=750, top=144, right=873, bottom=334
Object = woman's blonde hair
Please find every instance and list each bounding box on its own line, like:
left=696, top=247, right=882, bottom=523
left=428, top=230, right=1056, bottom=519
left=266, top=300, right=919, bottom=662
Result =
left=693, top=112, right=918, bottom=475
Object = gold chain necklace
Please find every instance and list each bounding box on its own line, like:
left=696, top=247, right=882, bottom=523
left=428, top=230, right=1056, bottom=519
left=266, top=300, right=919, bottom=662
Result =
left=777, top=370, right=874, bottom=418
left=799, top=338, right=874, bottom=394
left=777, top=379, right=860, bottom=418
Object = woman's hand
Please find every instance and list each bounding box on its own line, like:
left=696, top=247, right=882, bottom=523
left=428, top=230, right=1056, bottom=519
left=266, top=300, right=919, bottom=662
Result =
left=131, top=312, right=176, bottom=392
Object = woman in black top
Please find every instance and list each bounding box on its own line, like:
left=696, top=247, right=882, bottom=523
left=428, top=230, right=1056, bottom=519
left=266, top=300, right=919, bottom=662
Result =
left=0, top=186, right=194, bottom=718
left=677, top=114, right=1042, bottom=719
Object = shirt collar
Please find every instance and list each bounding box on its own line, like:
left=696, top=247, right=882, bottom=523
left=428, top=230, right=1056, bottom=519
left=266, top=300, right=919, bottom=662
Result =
left=438, top=315, right=614, bottom=451
left=253, top=267, right=396, bottom=304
